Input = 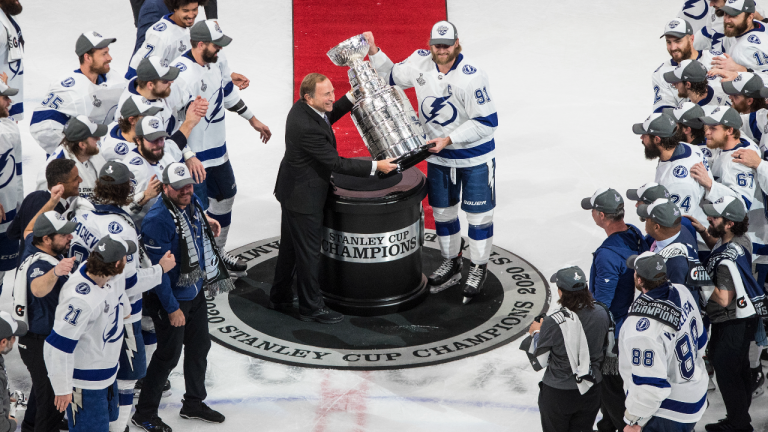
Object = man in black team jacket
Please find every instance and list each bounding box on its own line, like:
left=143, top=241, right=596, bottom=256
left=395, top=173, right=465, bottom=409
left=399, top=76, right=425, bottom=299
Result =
left=271, top=73, right=397, bottom=324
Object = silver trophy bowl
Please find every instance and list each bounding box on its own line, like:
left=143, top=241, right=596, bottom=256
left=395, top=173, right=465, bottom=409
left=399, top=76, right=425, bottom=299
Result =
left=327, top=34, right=433, bottom=178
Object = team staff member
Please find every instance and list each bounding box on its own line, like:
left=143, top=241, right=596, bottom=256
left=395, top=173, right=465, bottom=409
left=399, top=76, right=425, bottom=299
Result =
left=270, top=73, right=396, bottom=324
left=528, top=266, right=610, bottom=432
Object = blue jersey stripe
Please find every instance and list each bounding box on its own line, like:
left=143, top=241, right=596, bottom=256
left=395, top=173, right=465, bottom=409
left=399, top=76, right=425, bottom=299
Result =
left=750, top=112, right=763, bottom=143
left=223, top=81, right=235, bottom=97
left=436, top=139, right=495, bottom=160
left=45, top=330, right=78, bottom=354
left=473, top=113, right=498, bottom=128
left=125, top=67, right=137, bottom=80
left=30, top=109, right=69, bottom=126
left=659, top=392, right=707, bottom=414
left=632, top=374, right=671, bottom=388
left=131, top=298, right=142, bottom=315
left=125, top=273, right=137, bottom=289
left=207, top=211, right=232, bottom=227
left=73, top=364, right=119, bottom=381
left=468, top=222, right=493, bottom=240
left=15, top=161, right=21, bottom=175
left=8, top=103, right=22, bottom=117
left=196, top=142, right=228, bottom=162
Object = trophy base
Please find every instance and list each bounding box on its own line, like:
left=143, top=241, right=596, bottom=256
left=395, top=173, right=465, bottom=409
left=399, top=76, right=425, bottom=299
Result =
left=378, top=143, right=435, bottom=179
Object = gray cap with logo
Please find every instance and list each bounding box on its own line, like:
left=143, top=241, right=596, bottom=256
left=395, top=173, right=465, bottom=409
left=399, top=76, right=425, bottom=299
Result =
left=581, top=188, right=624, bottom=213
left=721, top=72, right=768, bottom=98
left=701, top=106, right=743, bottom=128
left=33, top=211, right=77, bottom=237
left=99, top=161, right=134, bottom=185
left=627, top=251, right=668, bottom=282
left=190, top=20, right=232, bottom=47
left=429, top=20, right=459, bottom=45
left=163, top=162, right=195, bottom=189
left=549, top=266, right=588, bottom=292
left=661, top=18, right=693, bottom=39
left=663, top=59, right=708, bottom=84
left=663, top=102, right=705, bottom=129
left=120, top=95, right=164, bottom=119
left=75, top=31, right=116, bottom=56
left=720, top=0, right=756, bottom=16
left=637, top=198, right=683, bottom=228
left=632, top=112, right=678, bottom=137
left=63, top=115, right=108, bottom=142
left=135, top=115, right=170, bottom=142
left=93, top=234, right=137, bottom=263
left=627, top=183, right=671, bottom=204
left=136, top=57, right=180, bottom=82
left=702, top=195, right=747, bottom=222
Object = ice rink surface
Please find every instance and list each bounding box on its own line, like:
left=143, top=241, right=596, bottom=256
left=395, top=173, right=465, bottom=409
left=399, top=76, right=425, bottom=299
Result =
left=1, top=0, right=766, bottom=430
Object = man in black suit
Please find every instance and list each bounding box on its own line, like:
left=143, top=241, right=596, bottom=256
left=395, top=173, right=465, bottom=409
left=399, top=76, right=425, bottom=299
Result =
left=271, top=73, right=397, bottom=324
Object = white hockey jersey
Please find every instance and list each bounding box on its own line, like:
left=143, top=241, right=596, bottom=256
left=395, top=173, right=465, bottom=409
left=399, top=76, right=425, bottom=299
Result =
left=44, top=263, right=129, bottom=394
left=0, top=118, right=22, bottom=235
left=678, top=0, right=711, bottom=37
left=723, top=21, right=768, bottom=73
left=30, top=69, right=126, bottom=155
left=740, top=108, right=768, bottom=144
left=68, top=200, right=162, bottom=324
left=0, top=12, right=23, bottom=120
left=652, top=50, right=723, bottom=113
left=126, top=14, right=190, bottom=80
left=655, top=143, right=713, bottom=226
left=122, top=148, right=177, bottom=228
left=100, top=123, right=134, bottom=162
left=36, top=146, right=106, bottom=202
left=706, top=138, right=768, bottom=263
left=165, top=50, right=243, bottom=168
left=619, top=283, right=708, bottom=425
left=370, top=49, right=498, bottom=168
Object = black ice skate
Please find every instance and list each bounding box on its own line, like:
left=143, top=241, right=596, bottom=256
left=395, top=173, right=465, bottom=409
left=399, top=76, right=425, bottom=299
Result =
left=428, top=243, right=465, bottom=294
left=462, top=263, right=488, bottom=304
left=221, top=250, right=247, bottom=277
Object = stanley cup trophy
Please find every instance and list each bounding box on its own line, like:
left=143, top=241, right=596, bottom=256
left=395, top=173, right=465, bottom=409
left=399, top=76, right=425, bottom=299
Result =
left=327, top=34, right=433, bottom=177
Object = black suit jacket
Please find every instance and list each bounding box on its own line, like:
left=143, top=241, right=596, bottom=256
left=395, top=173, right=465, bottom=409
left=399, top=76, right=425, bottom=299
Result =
left=274, top=97, right=371, bottom=214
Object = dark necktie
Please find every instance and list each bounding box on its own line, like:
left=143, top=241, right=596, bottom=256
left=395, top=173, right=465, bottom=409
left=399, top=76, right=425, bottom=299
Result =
left=323, top=114, right=331, bottom=128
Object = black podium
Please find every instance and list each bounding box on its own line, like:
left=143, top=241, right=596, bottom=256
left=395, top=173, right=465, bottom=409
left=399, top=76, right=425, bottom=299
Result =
left=319, top=166, right=429, bottom=316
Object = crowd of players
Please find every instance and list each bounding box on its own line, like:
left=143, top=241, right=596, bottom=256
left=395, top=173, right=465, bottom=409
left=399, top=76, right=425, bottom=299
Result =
left=528, top=1, right=768, bottom=431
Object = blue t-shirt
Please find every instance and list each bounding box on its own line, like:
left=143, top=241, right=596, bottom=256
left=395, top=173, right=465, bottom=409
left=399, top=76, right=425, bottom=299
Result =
left=21, top=235, right=67, bottom=335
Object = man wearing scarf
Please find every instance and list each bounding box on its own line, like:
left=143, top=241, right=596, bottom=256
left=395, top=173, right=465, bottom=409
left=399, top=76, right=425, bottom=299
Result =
left=134, top=162, right=228, bottom=431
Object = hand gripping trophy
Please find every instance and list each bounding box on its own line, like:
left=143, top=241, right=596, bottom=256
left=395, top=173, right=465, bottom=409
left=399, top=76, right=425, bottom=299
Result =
left=327, top=34, right=434, bottom=177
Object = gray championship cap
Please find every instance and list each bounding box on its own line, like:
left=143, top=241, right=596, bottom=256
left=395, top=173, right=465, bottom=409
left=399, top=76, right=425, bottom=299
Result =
left=75, top=31, right=116, bottom=56
left=661, top=18, right=694, bottom=39
left=63, top=115, right=108, bottom=142
left=0, top=80, right=18, bottom=97
left=99, top=161, right=134, bottom=185
left=93, top=234, right=137, bottom=263
left=702, top=195, right=748, bottom=222
left=549, top=266, right=588, bottom=292
left=701, top=106, right=744, bottom=128
left=136, top=56, right=180, bottom=82
left=163, top=162, right=195, bottom=189
left=627, top=182, right=671, bottom=204
left=190, top=20, right=232, bottom=47
left=0, top=311, right=27, bottom=340
left=637, top=198, right=683, bottom=228
left=581, top=187, right=624, bottom=213
left=33, top=211, right=77, bottom=237
left=663, top=102, right=706, bottom=129
left=720, top=0, right=756, bottom=16
left=121, top=95, right=164, bottom=119
left=632, top=112, right=677, bottom=137
left=663, top=59, right=708, bottom=84
left=429, top=20, right=458, bottom=45
left=136, top=115, right=170, bottom=141
left=721, top=72, right=768, bottom=98
left=627, top=251, right=668, bottom=282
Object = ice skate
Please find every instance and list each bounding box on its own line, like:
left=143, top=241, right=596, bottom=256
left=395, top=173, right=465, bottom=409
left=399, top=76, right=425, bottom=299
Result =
left=462, top=263, right=487, bottom=305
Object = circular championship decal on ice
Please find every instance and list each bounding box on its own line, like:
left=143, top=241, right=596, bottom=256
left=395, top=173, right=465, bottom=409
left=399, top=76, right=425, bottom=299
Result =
left=207, top=230, right=550, bottom=370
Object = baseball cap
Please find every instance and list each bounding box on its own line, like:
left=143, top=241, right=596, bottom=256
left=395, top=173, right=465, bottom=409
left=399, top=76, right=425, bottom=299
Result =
left=549, top=266, right=588, bottom=292
left=663, top=59, right=708, bottom=84
left=120, top=95, right=164, bottom=119
left=0, top=311, right=26, bottom=340
left=136, top=57, right=180, bottom=82
left=661, top=18, right=693, bottom=39
left=190, top=20, right=232, bottom=47
left=700, top=106, right=743, bottom=128
left=0, top=80, right=18, bottom=97
left=75, top=31, right=116, bottom=56
left=627, top=251, right=668, bottom=282
left=135, top=116, right=170, bottom=142
left=99, top=161, right=134, bottom=185
left=637, top=198, right=683, bottom=228
left=663, top=102, right=705, bottom=129
left=626, top=183, right=671, bottom=204
left=632, top=112, right=677, bottom=137
left=581, top=187, right=624, bottom=213
left=93, top=234, right=137, bottom=263
left=63, top=115, right=108, bottom=142
left=163, top=162, right=195, bottom=189
left=702, top=195, right=747, bottom=222
left=721, top=72, right=768, bottom=97
left=720, top=0, right=756, bottom=16
left=429, top=20, right=458, bottom=46
left=33, top=211, right=77, bottom=237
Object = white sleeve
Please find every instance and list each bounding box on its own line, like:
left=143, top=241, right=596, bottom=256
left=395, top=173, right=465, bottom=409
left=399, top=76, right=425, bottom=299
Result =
left=693, top=27, right=713, bottom=51
left=130, top=264, right=163, bottom=297
left=369, top=49, right=415, bottom=89
left=124, top=158, right=149, bottom=215
left=218, top=52, right=243, bottom=111
left=652, top=66, right=679, bottom=113
left=620, top=333, right=672, bottom=424
left=447, top=72, right=498, bottom=145
left=43, top=296, right=93, bottom=395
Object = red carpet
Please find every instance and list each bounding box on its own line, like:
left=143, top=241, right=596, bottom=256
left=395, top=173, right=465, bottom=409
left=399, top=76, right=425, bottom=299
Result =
left=292, top=0, right=447, bottom=228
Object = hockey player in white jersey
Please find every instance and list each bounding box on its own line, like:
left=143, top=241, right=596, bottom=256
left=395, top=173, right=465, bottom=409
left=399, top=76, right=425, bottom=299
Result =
left=44, top=235, right=133, bottom=432
left=102, top=95, right=164, bottom=162
left=37, top=116, right=107, bottom=201
left=365, top=22, right=497, bottom=304
left=710, top=0, right=768, bottom=75
left=0, top=0, right=23, bottom=120
left=0, top=79, right=22, bottom=294
left=720, top=72, right=768, bottom=142
left=665, top=102, right=708, bottom=147
left=664, top=59, right=730, bottom=111
left=166, top=20, right=271, bottom=254
left=30, top=31, right=126, bottom=156
left=654, top=18, right=724, bottom=113
left=620, top=252, right=708, bottom=430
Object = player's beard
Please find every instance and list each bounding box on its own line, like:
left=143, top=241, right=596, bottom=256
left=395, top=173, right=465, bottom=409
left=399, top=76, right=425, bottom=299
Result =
left=707, top=221, right=726, bottom=238
left=676, top=86, right=688, bottom=99
left=83, top=143, right=100, bottom=157
left=52, top=240, right=70, bottom=257
left=724, top=18, right=749, bottom=37
left=668, top=43, right=693, bottom=63
left=731, top=98, right=750, bottom=114
left=202, top=46, right=219, bottom=64
left=706, top=135, right=726, bottom=149
left=430, top=43, right=462, bottom=66
left=0, top=105, right=9, bottom=119
left=643, top=142, right=662, bottom=160
left=151, top=86, right=171, bottom=99
left=0, top=0, right=22, bottom=16
left=90, top=62, right=110, bottom=76
left=140, top=140, right=164, bottom=164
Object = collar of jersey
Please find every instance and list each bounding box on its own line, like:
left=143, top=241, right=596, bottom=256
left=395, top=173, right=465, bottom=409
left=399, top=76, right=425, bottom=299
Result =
left=434, top=53, right=464, bottom=75
left=666, top=142, right=692, bottom=162
left=722, top=138, right=751, bottom=152
left=74, top=69, right=107, bottom=85
left=697, top=85, right=715, bottom=106
left=110, top=124, right=124, bottom=141
left=737, top=20, right=765, bottom=39
left=92, top=204, right=132, bottom=218
left=162, top=13, right=181, bottom=27
left=80, top=264, right=98, bottom=286
left=642, top=281, right=682, bottom=308
left=183, top=50, right=195, bottom=62
left=670, top=50, right=703, bottom=67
